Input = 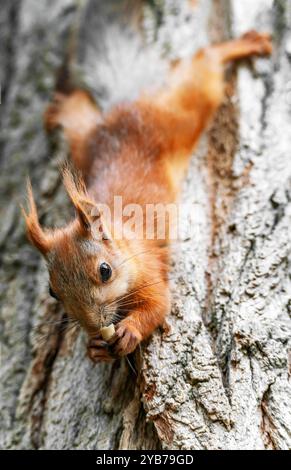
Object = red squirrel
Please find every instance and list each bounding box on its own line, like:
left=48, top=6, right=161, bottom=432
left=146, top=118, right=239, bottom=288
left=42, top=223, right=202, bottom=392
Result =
left=22, top=31, right=272, bottom=363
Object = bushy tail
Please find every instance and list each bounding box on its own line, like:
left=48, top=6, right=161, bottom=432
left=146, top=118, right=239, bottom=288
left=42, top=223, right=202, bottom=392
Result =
left=75, top=0, right=167, bottom=110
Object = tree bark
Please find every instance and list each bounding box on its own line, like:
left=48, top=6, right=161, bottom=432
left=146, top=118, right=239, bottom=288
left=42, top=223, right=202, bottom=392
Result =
left=1, top=0, right=291, bottom=450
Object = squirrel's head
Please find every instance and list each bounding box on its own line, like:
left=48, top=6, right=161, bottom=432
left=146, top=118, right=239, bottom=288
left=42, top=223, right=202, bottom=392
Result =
left=22, top=170, right=137, bottom=335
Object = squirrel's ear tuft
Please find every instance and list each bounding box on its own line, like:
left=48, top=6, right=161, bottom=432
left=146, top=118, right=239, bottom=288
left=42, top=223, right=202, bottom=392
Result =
left=21, top=180, right=52, bottom=255
left=62, top=166, right=92, bottom=232
left=62, top=165, right=88, bottom=208
left=62, top=166, right=111, bottom=240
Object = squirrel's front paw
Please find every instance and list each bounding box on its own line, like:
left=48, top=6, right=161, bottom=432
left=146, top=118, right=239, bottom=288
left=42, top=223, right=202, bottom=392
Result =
left=109, top=320, right=142, bottom=356
left=87, top=336, right=115, bottom=363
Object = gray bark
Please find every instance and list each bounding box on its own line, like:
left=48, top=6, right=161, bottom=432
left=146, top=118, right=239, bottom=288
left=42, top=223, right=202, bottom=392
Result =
left=1, top=0, right=291, bottom=450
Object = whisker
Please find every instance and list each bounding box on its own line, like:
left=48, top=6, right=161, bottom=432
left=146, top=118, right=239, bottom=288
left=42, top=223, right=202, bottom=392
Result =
left=32, top=320, right=79, bottom=349
left=107, top=276, right=174, bottom=308
left=36, top=316, right=69, bottom=326
left=116, top=248, right=163, bottom=269
left=13, top=316, right=74, bottom=344
left=125, top=356, right=137, bottom=375
left=116, top=299, right=143, bottom=308
left=28, top=317, right=78, bottom=346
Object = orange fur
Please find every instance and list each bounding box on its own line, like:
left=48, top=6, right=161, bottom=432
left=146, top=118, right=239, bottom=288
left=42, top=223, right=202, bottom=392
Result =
left=24, top=32, right=272, bottom=361
left=22, top=180, right=53, bottom=254
left=44, top=90, right=101, bottom=174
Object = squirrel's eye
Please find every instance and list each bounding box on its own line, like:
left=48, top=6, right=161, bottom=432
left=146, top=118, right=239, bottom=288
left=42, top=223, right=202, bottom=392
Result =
left=100, top=262, right=112, bottom=282
left=49, top=286, right=59, bottom=300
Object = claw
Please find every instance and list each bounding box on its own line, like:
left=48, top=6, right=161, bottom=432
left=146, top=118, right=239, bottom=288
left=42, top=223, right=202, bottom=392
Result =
left=109, top=321, right=142, bottom=356
left=87, top=336, right=115, bottom=363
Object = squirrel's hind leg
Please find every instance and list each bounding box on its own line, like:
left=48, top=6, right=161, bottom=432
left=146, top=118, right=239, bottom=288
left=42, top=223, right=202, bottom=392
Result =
left=211, top=31, right=272, bottom=64
left=44, top=89, right=101, bottom=174
left=146, top=31, right=272, bottom=192
left=154, top=31, right=272, bottom=153
left=161, top=31, right=272, bottom=118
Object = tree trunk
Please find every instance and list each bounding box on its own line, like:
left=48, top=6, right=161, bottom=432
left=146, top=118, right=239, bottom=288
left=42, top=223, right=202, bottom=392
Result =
left=1, top=0, right=291, bottom=450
